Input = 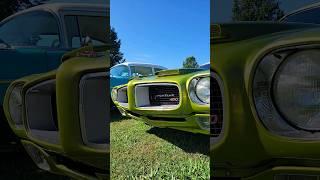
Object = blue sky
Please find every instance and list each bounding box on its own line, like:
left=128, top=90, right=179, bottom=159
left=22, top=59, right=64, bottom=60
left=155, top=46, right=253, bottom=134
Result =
left=212, top=0, right=320, bottom=23
left=111, top=0, right=210, bottom=69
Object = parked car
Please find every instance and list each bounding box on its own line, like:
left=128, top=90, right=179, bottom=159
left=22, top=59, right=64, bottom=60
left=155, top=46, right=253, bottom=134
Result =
left=212, top=2, right=320, bottom=179
left=199, top=62, right=210, bottom=70
left=112, top=66, right=210, bottom=135
left=0, top=3, right=108, bottom=150
left=110, top=62, right=167, bottom=90
left=3, top=45, right=109, bottom=179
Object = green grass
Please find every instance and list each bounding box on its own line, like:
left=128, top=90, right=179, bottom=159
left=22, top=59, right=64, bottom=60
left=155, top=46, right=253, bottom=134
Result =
left=111, top=113, right=210, bottom=180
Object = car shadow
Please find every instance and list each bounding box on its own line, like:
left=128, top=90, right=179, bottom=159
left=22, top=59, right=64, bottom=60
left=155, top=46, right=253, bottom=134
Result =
left=110, top=110, right=130, bottom=122
left=146, top=127, right=210, bottom=156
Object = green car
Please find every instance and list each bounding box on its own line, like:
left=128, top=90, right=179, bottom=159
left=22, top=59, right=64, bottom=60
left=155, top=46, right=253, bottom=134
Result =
left=212, top=3, right=320, bottom=180
left=3, top=46, right=109, bottom=179
left=112, top=65, right=210, bottom=135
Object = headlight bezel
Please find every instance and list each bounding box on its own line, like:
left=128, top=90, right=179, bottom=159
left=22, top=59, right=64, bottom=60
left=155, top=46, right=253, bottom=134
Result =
left=111, top=88, right=118, bottom=102
left=189, top=75, right=210, bottom=105
left=8, top=83, right=24, bottom=128
left=115, top=86, right=128, bottom=108
left=253, top=45, right=320, bottom=139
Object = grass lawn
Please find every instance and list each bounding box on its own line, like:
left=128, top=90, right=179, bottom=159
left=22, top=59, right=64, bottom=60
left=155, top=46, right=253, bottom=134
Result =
left=111, top=113, right=210, bottom=179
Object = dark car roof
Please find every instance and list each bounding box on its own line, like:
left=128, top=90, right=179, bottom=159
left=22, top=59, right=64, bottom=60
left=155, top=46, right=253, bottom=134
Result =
left=280, top=2, right=320, bottom=22
left=2, top=3, right=108, bottom=22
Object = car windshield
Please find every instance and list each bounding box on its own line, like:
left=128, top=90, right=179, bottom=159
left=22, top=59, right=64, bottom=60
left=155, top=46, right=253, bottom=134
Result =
left=200, top=63, right=210, bottom=70
left=281, top=7, right=320, bottom=24
left=130, top=66, right=153, bottom=77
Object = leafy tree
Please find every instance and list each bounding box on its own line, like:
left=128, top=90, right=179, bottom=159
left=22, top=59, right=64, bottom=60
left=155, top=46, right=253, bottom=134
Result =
left=232, top=0, right=284, bottom=21
left=110, top=27, right=126, bottom=66
left=183, top=56, right=199, bottom=68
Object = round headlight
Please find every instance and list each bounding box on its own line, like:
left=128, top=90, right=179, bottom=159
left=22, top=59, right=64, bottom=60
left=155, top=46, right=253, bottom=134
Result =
left=196, top=77, right=210, bottom=104
left=189, top=76, right=210, bottom=105
left=8, top=84, right=23, bottom=126
left=273, top=50, right=320, bottom=131
left=111, top=88, right=117, bottom=102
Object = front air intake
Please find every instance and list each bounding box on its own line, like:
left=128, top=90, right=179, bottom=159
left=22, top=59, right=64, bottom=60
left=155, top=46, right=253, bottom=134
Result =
left=25, top=80, right=59, bottom=144
left=117, top=86, right=128, bottom=108
left=211, top=73, right=224, bottom=139
left=79, top=72, right=109, bottom=148
left=135, top=83, right=180, bottom=110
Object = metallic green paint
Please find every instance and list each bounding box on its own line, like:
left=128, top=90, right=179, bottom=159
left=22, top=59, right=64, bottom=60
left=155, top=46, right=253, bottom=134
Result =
left=3, top=46, right=109, bottom=179
left=113, top=70, right=210, bottom=135
left=212, top=22, right=320, bottom=179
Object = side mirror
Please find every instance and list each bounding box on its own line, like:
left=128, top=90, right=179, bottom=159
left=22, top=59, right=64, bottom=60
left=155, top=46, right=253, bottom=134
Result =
left=0, top=38, right=11, bottom=49
left=132, top=73, right=141, bottom=78
left=82, top=36, right=92, bottom=47
left=0, top=42, right=11, bottom=49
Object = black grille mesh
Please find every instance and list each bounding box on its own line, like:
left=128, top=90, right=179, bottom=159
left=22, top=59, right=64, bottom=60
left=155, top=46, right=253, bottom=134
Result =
left=211, top=75, right=223, bottom=137
left=149, top=85, right=179, bottom=106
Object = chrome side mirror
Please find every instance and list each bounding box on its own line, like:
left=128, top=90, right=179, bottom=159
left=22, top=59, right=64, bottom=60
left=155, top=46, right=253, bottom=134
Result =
left=82, top=36, right=92, bottom=47
left=0, top=42, right=11, bottom=49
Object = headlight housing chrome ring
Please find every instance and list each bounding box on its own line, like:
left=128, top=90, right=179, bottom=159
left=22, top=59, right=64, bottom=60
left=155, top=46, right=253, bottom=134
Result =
left=8, top=84, right=24, bottom=127
left=189, top=76, right=210, bottom=105
left=111, top=88, right=118, bottom=102
left=253, top=46, right=320, bottom=139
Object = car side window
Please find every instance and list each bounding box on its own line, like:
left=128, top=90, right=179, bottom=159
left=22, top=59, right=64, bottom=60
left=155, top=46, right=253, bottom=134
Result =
left=111, top=65, right=130, bottom=77
left=283, top=7, right=320, bottom=24
left=0, top=11, right=60, bottom=48
left=65, top=15, right=107, bottom=48
left=130, top=66, right=153, bottom=77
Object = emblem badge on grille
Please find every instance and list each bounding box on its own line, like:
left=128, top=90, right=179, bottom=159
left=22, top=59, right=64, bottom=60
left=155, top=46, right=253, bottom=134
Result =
left=169, top=98, right=179, bottom=102
left=155, top=94, right=175, bottom=98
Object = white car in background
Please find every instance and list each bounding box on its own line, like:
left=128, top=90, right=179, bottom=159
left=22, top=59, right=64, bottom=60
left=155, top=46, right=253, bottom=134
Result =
left=110, top=62, right=167, bottom=89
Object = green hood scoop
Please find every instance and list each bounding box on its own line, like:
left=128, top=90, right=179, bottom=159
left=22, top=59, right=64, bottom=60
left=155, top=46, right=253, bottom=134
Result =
left=155, top=69, right=203, bottom=77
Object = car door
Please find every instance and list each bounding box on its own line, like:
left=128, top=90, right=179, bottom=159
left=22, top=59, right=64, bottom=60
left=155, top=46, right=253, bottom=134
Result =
left=0, top=10, right=64, bottom=104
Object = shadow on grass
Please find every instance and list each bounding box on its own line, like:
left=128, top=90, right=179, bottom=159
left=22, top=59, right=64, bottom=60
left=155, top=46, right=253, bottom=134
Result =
left=146, top=127, right=209, bottom=156
left=0, top=150, right=68, bottom=179
left=110, top=110, right=130, bottom=122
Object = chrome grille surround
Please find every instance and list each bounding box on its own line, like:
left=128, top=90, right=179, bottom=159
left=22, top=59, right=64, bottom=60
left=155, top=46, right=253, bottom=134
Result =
left=134, top=83, right=180, bottom=110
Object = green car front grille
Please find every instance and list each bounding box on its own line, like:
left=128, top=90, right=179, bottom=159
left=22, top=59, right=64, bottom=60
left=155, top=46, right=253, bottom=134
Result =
left=211, top=74, right=223, bottom=137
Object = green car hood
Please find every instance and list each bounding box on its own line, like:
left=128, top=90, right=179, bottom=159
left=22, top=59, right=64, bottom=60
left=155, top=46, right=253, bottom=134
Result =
left=131, top=68, right=206, bottom=82
left=155, top=68, right=204, bottom=76
left=211, top=22, right=320, bottom=43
